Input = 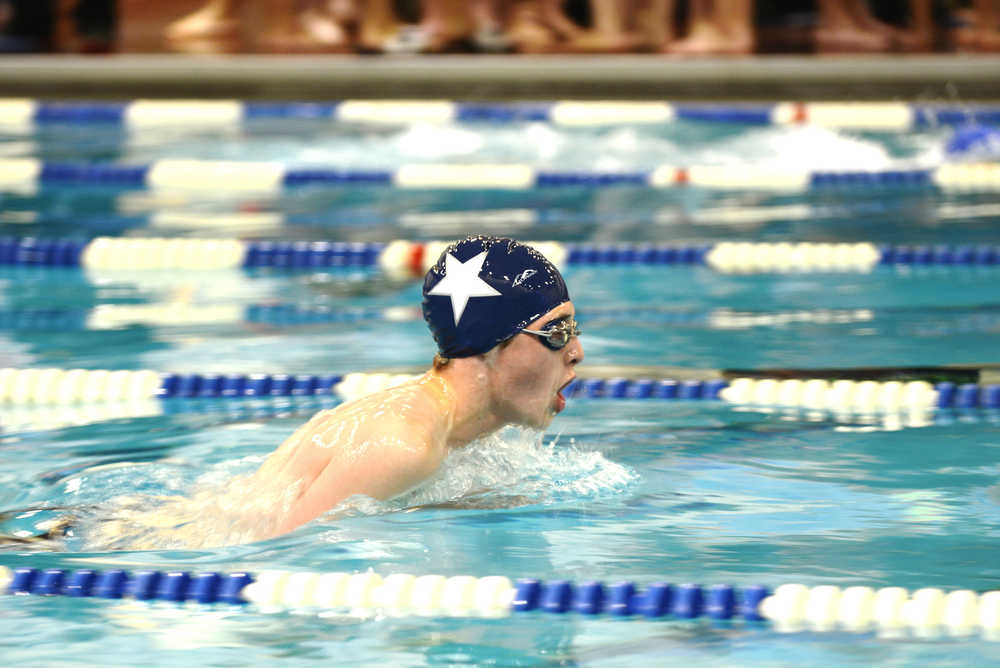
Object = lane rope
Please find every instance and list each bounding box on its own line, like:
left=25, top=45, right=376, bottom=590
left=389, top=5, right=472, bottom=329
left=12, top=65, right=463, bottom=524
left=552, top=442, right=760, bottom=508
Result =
left=2, top=565, right=999, bottom=639
left=1, top=367, right=997, bottom=410
left=5, top=158, right=1000, bottom=193
left=2, top=238, right=999, bottom=275
left=4, top=99, right=1000, bottom=130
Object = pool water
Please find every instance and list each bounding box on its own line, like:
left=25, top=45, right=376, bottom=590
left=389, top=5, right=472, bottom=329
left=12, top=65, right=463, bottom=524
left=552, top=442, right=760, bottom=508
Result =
left=1, top=109, right=1000, bottom=665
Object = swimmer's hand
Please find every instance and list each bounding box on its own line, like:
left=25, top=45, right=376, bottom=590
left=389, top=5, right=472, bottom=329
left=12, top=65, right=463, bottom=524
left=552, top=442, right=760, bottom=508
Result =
left=0, top=506, right=76, bottom=550
left=403, top=489, right=538, bottom=511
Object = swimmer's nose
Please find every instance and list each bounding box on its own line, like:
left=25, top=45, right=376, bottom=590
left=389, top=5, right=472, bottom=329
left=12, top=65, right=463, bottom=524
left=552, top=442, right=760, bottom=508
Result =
left=566, top=337, right=583, bottom=366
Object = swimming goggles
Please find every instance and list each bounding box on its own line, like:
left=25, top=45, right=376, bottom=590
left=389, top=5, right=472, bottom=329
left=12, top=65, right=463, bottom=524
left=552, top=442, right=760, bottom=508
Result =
left=521, top=318, right=581, bottom=351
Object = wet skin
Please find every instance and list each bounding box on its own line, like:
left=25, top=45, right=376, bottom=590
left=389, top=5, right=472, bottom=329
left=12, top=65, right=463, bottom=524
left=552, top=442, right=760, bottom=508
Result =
left=252, top=301, right=583, bottom=537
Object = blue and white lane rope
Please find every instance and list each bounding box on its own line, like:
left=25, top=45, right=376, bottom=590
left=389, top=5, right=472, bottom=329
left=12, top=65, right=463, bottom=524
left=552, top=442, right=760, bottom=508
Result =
left=3, top=158, right=1000, bottom=193
left=3, top=565, right=1000, bottom=639
left=1, top=367, right=997, bottom=410
left=2, top=238, right=999, bottom=275
left=3, top=99, right=1000, bottom=130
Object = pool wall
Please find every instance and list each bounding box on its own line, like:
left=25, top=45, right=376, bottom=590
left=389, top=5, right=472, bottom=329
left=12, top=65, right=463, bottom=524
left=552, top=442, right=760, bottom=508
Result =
left=2, top=54, right=1000, bottom=101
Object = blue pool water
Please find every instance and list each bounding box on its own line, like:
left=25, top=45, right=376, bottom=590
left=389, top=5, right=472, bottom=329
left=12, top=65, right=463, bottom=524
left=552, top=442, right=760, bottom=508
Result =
left=1, top=109, right=1000, bottom=665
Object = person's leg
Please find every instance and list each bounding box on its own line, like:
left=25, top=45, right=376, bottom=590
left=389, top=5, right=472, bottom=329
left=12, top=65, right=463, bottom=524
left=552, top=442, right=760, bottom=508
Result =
left=590, top=0, right=624, bottom=34
left=814, top=0, right=891, bottom=52
left=642, top=0, right=677, bottom=51
left=668, top=0, right=754, bottom=55
left=564, top=0, right=643, bottom=52
left=538, top=0, right=584, bottom=38
left=357, top=0, right=408, bottom=51
left=896, top=0, right=935, bottom=51
left=469, top=0, right=512, bottom=51
left=254, top=0, right=352, bottom=52
left=716, top=0, right=754, bottom=51
left=327, top=0, right=357, bottom=24
left=300, top=0, right=352, bottom=50
left=255, top=0, right=299, bottom=51
left=419, top=0, right=476, bottom=51
left=504, top=0, right=563, bottom=53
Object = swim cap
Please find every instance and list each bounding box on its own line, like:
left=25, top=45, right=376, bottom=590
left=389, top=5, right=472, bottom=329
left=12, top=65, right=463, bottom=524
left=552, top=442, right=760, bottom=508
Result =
left=422, top=236, right=570, bottom=358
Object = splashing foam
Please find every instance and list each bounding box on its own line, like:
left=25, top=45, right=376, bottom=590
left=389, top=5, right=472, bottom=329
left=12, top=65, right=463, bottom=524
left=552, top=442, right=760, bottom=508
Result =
left=388, top=426, right=635, bottom=509
left=394, top=122, right=486, bottom=159
left=710, top=125, right=895, bottom=171
left=73, top=429, right=634, bottom=550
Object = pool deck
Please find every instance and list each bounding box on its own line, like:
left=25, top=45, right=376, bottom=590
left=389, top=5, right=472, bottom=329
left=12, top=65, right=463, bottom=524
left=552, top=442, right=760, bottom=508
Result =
left=2, top=53, right=1000, bottom=101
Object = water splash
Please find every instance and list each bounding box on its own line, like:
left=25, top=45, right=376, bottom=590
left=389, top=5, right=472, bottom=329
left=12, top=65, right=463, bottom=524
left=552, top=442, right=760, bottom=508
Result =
left=706, top=125, right=895, bottom=170
left=46, top=428, right=633, bottom=551
left=392, top=426, right=636, bottom=508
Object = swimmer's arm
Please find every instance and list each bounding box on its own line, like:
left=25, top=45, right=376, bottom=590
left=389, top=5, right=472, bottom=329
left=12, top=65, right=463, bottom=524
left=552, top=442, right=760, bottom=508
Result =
left=275, top=421, right=446, bottom=534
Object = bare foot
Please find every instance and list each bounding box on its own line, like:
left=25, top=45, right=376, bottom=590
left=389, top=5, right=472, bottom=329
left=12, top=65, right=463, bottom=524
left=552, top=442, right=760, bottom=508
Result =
left=301, top=6, right=351, bottom=50
left=357, top=22, right=433, bottom=53
left=473, top=22, right=512, bottom=53
left=893, top=28, right=933, bottom=52
left=165, top=3, right=242, bottom=52
left=666, top=24, right=754, bottom=55
left=506, top=4, right=559, bottom=53
left=326, top=0, right=357, bottom=26
left=815, top=27, right=891, bottom=53
left=418, top=15, right=477, bottom=52
left=257, top=16, right=349, bottom=53
left=564, top=29, right=644, bottom=53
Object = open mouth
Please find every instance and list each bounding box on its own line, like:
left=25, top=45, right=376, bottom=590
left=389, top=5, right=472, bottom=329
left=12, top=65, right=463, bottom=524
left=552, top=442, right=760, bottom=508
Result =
left=554, top=376, right=576, bottom=414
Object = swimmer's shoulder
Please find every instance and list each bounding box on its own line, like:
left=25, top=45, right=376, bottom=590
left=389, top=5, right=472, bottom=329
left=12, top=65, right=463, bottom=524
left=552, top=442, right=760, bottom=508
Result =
left=314, top=371, right=453, bottom=424
left=351, top=371, right=450, bottom=405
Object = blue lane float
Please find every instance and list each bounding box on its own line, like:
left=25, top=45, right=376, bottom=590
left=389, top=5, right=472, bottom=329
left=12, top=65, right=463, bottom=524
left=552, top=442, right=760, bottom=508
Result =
left=2, top=237, right=999, bottom=273
left=3, top=366, right=999, bottom=411
left=6, top=565, right=1000, bottom=641
left=1, top=566, right=773, bottom=621
left=8, top=99, right=1000, bottom=130
left=3, top=159, right=999, bottom=193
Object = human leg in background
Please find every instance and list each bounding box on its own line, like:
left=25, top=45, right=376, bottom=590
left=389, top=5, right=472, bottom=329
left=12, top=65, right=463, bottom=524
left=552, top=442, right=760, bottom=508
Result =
left=299, top=0, right=355, bottom=49
left=470, top=0, right=512, bottom=51
left=814, top=0, right=893, bottom=52
left=668, top=0, right=755, bottom=55
left=566, top=0, right=644, bottom=52
left=891, top=0, right=935, bottom=51
left=357, top=0, right=426, bottom=52
left=418, top=0, right=478, bottom=52
left=641, top=0, right=677, bottom=51
left=505, top=0, right=578, bottom=53
left=255, top=0, right=352, bottom=52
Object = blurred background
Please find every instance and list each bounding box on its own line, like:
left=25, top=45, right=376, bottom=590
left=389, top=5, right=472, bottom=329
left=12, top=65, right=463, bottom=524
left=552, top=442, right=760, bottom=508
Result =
left=3, top=0, right=999, bottom=57
left=1, top=1, right=1000, bottom=101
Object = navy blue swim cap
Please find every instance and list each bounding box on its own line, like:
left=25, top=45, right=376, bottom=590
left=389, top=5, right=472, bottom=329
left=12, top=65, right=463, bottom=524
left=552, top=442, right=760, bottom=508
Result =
left=422, top=236, right=570, bottom=358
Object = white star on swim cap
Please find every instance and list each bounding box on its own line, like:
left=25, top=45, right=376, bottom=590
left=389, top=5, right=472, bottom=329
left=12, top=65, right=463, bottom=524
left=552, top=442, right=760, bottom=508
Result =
left=427, top=250, right=502, bottom=325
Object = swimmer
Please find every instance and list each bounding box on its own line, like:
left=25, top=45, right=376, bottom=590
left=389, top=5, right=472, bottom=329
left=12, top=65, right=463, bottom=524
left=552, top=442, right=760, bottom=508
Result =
left=248, top=235, right=583, bottom=538
left=0, top=236, right=581, bottom=549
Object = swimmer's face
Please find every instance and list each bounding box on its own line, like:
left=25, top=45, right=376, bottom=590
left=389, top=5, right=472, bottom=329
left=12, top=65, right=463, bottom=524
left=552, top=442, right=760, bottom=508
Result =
left=490, top=301, right=583, bottom=429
